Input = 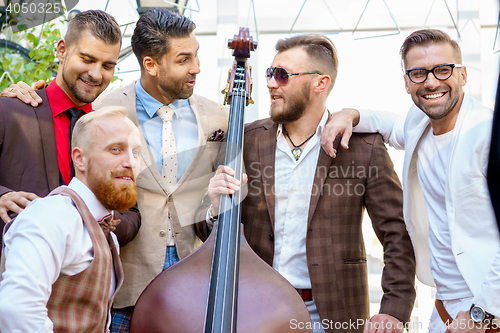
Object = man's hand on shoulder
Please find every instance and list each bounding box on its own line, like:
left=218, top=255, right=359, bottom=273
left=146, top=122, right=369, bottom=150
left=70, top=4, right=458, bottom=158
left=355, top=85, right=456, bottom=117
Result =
left=321, top=108, right=360, bottom=158
left=0, top=191, right=39, bottom=223
left=0, top=80, right=45, bottom=107
left=364, top=314, right=404, bottom=333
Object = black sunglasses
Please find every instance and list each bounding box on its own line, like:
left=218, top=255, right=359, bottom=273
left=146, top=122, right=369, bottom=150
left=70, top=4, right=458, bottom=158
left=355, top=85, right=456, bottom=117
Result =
left=265, top=67, right=322, bottom=85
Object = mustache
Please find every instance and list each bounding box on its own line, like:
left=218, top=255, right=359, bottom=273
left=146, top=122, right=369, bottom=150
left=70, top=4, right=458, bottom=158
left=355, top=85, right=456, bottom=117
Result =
left=110, top=170, right=136, bottom=182
left=80, top=75, right=102, bottom=85
left=418, top=86, right=448, bottom=94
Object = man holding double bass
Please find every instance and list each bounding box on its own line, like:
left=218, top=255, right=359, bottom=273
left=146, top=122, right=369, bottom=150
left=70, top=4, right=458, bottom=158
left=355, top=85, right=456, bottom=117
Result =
left=197, top=33, right=416, bottom=333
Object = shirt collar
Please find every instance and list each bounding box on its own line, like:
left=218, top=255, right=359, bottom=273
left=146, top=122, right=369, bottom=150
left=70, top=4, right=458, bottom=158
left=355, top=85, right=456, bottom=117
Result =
left=45, top=80, right=92, bottom=117
left=135, top=79, right=190, bottom=119
left=67, top=178, right=110, bottom=222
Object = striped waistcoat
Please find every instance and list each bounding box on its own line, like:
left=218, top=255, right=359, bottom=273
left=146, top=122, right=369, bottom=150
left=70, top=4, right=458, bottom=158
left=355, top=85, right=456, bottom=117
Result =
left=47, top=187, right=124, bottom=332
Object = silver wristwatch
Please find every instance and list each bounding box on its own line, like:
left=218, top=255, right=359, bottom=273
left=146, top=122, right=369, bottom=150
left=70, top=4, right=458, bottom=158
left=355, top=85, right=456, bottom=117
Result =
left=470, top=304, right=494, bottom=324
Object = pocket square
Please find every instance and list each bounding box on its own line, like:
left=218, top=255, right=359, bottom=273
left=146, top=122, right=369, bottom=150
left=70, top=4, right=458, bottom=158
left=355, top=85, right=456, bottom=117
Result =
left=207, top=129, right=225, bottom=142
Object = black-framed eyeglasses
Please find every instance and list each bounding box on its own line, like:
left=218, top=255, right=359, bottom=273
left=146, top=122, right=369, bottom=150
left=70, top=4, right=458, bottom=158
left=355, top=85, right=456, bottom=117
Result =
left=405, top=64, right=463, bottom=84
left=265, top=67, right=322, bottom=85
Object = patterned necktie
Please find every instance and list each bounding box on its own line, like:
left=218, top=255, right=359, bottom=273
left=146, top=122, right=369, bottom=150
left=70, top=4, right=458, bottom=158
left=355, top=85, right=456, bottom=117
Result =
left=157, top=106, right=178, bottom=186
left=67, top=107, right=83, bottom=178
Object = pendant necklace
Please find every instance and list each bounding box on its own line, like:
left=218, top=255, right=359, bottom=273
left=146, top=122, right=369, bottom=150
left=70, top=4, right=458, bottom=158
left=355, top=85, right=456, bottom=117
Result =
left=283, top=125, right=316, bottom=161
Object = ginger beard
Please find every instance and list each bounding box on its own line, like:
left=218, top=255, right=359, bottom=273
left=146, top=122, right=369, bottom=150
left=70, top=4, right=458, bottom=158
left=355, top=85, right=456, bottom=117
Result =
left=86, top=160, right=137, bottom=213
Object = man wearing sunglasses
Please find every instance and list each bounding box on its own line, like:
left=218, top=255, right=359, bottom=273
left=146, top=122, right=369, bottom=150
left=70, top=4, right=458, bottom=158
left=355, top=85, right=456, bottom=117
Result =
left=321, top=29, right=500, bottom=333
left=197, top=33, right=416, bottom=333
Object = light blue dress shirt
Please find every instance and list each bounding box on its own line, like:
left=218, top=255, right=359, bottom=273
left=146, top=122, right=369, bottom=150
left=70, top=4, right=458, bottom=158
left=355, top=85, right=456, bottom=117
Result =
left=135, top=79, right=199, bottom=182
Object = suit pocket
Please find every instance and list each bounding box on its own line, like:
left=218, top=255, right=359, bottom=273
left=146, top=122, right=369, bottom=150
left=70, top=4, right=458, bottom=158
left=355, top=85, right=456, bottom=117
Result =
left=343, top=258, right=367, bottom=264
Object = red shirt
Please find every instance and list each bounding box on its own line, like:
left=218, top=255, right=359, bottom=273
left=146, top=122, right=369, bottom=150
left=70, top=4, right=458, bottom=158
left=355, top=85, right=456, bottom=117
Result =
left=46, top=81, right=91, bottom=185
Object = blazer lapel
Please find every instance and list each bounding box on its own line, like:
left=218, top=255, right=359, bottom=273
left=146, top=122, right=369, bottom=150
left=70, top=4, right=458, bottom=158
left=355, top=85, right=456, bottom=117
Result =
left=36, top=89, right=59, bottom=190
left=307, top=135, right=339, bottom=227
left=307, top=151, right=330, bottom=227
left=121, top=82, right=170, bottom=195
left=259, top=122, right=278, bottom=228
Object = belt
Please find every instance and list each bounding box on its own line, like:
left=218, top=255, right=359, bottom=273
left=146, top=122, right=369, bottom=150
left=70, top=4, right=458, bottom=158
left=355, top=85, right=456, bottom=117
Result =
left=435, top=300, right=499, bottom=333
left=296, top=289, right=313, bottom=302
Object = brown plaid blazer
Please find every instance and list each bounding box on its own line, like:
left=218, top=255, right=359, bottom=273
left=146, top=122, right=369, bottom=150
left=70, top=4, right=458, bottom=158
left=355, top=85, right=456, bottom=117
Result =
left=197, top=117, right=416, bottom=332
left=47, top=187, right=124, bottom=332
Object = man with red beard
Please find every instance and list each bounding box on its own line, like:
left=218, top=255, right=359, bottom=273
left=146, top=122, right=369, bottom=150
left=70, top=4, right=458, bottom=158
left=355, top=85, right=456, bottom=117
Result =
left=90, top=9, right=229, bottom=332
left=2, top=8, right=228, bottom=332
left=0, top=106, right=142, bottom=333
left=321, top=29, right=500, bottom=333
left=0, top=10, right=141, bottom=249
left=198, top=34, right=416, bottom=333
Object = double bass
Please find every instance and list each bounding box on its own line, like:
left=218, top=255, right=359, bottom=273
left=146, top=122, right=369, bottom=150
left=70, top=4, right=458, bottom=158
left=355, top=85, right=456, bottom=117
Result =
left=130, top=28, right=312, bottom=333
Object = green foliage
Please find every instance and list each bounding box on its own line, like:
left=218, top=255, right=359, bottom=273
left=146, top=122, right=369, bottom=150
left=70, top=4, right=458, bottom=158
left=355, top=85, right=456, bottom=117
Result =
left=0, top=19, right=61, bottom=91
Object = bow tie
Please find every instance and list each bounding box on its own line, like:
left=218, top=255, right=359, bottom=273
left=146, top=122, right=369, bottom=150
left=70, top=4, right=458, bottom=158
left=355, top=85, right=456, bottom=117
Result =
left=98, top=214, right=121, bottom=233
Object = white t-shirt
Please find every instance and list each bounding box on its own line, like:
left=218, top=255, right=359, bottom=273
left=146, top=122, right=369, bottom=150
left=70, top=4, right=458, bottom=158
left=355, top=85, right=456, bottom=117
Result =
left=417, top=128, right=473, bottom=300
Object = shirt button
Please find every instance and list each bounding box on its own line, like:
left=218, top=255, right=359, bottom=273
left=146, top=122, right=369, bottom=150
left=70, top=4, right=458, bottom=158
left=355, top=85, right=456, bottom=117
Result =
left=168, top=195, right=173, bottom=202
left=159, top=230, right=166, bottom=237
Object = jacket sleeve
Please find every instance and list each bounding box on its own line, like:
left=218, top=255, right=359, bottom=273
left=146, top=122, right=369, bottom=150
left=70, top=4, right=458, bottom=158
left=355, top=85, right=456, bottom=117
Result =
left=364, top=134, right=416, bottom=322
left=0, top=106, right=13, bottom=198
left=354, top=110, right=406, bottom=150
left=114, top=204, right=141, bottom=247
left=194, top=140, right=228, bottom=242
left=472, top=132, right=500, bottom=317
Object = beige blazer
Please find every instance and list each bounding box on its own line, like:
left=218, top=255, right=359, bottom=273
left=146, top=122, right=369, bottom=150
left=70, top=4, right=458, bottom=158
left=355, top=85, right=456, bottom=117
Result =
left=93, top=81, right=228, bottom=308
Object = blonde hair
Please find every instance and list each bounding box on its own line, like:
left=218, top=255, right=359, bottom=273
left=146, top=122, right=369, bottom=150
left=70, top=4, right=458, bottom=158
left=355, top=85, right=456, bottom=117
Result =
left=72, top=106, right=129, bottom=150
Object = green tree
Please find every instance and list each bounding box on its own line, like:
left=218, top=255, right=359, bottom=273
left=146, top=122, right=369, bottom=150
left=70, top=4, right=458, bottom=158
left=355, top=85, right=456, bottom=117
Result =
left=0, top=19, right=60, bottom=91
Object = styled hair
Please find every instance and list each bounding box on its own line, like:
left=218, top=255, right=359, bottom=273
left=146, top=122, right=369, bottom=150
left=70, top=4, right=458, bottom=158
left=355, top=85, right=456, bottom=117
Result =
left=64, top=10, right=121, bottom=47
left=275, top=33, right=339, bottom=89
left=400, top=29, right=462, bottom=69
left=72, top=106, right=129, bottom=150
left=131, top=8, right=196, bottom=68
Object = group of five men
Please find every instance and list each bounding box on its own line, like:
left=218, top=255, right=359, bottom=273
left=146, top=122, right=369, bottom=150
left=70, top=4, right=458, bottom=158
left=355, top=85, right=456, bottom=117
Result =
left=0, top=6, right=497, bottom=333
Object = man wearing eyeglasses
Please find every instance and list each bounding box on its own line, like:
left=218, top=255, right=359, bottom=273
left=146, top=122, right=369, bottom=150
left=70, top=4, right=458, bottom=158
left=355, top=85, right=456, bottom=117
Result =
left=197, top=33, right=416, bottom=333
left=321, top=29, right=500, bottom=333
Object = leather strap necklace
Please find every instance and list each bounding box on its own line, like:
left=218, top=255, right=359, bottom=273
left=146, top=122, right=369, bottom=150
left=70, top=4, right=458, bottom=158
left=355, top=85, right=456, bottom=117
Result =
left=283, top=125, right=316, bottom=161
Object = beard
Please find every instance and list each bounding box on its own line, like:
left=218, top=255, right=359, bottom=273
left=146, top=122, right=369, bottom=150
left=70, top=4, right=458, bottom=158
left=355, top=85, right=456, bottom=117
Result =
left=62, top=67, right=102, bottom=104
left=158, top=67, right=195, bottom=100
left=270, top=84, right=309, bottom=123
left=87, top=161, right=137, bottom=213
left=413, top=84, right=461, bottom=121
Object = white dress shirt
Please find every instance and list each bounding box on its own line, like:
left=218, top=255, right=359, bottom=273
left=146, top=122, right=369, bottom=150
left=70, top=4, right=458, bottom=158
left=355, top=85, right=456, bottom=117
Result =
left=273, top=110, right=328, bottom=289
left=0, top=178, right=117, bottom=333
